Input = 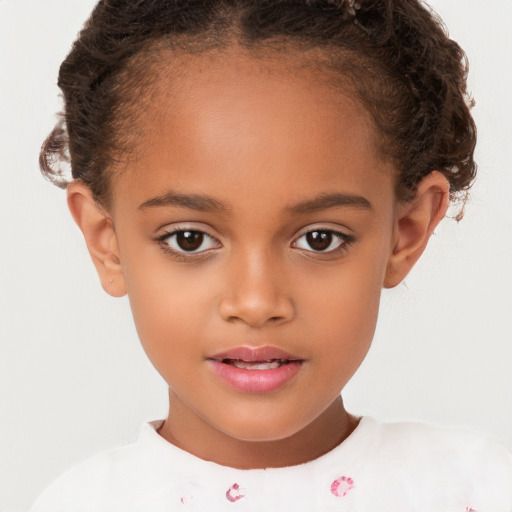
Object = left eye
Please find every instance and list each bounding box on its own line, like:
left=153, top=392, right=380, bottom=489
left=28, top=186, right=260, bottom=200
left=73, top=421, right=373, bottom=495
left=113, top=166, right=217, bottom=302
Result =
left=293, top=230, right=348, bottom=252
left=160, top=230, right=220, bottom=253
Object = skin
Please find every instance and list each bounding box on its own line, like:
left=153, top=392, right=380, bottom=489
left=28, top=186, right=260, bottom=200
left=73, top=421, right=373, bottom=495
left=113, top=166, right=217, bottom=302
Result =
left=68, top=48, right=449, bottom=469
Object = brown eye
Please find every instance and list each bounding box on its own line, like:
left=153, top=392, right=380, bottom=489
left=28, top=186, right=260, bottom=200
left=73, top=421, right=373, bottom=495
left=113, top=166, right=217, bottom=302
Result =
left=159, top=229, right=220, bottom=254
left=176, top=231, right=204, bottom=251
left=293, top=229, right=349, bottom=253
left=306, top=231, right=333, bottom=251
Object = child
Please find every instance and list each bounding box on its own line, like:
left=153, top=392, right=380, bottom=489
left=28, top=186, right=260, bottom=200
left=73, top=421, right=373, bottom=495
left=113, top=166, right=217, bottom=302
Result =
left=29, top=0, right=512, bottom=510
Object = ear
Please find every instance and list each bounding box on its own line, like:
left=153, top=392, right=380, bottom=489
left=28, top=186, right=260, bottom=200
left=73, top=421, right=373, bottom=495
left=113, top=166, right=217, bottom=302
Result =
left=384, top=171, right=450, bottom=288
left=67, top=181, right=127, bottom=297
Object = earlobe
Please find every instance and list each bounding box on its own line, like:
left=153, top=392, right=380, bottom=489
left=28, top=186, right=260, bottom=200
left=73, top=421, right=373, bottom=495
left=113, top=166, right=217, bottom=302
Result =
left=67, top=181, right=127, bottom=297
left=384, top=171, right=450, bottom=288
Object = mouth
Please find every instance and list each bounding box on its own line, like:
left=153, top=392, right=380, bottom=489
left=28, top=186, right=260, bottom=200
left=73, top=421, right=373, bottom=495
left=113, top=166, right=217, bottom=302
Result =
left=207, top=346, right=304, bottom=393
left=208, top=345, right=302, bottom=363
left=221, top=358, right=295, bottom=370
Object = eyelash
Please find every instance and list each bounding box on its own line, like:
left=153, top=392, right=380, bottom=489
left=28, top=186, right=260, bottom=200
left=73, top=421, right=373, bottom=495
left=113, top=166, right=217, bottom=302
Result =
left=155, top=227, right=221, bottom=261
left=155, top=227, right=354, bottom=260
left=292, top=229, right=354, bottom=256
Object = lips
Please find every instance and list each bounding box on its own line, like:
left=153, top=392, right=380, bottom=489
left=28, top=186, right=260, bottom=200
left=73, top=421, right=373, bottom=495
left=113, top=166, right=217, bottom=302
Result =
left=228, top=359, right=287, bottom=370
left=207, top=346, right=304, bottom=393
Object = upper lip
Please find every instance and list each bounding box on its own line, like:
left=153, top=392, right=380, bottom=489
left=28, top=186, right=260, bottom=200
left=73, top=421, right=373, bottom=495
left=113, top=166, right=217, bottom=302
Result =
left=208, top=346, right=302, bottom=362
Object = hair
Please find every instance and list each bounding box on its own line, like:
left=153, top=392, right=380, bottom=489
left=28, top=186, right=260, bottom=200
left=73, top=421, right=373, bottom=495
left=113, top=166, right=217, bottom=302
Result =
left=40, top=0, right=476, bottom=213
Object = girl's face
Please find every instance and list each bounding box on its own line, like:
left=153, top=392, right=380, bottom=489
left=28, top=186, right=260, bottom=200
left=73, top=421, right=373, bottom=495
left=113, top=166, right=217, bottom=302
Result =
left=108, top=50, right=399, bottom=465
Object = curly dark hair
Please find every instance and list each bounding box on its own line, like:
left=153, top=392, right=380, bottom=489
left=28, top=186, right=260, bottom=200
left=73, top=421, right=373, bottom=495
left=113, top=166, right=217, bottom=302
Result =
left=40, top=0, right=476, bottom=211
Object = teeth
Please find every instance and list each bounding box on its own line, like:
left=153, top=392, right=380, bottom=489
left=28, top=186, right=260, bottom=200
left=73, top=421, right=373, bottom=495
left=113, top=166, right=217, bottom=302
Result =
left=227, top=359, right=289, bottom=370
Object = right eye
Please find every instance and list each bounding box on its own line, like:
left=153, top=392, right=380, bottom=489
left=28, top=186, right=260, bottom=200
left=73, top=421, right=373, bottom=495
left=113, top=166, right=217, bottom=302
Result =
left=158, top=229, right=220, bottom=254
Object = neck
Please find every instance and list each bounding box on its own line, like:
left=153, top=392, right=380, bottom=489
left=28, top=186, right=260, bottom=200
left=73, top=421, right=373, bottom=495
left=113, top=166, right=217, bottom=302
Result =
left=158, top=392, right=358, bottom=469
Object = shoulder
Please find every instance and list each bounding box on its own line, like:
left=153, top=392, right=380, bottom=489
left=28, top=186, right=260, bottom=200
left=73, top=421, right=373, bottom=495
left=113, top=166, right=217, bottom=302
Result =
left=368, top=417, right=512, bottom=501
left=376, top=418, right=512, bottom=462
left=29, top=440, right=141, bottom=512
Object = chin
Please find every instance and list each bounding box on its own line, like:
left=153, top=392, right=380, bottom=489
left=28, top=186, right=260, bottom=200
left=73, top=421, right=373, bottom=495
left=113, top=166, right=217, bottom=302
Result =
left=212, top=408, right=310, bottom=443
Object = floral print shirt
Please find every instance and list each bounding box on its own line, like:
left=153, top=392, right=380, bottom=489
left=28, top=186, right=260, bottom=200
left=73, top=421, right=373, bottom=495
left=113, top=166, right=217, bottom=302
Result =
left=30, top=416, right=512, bottom=511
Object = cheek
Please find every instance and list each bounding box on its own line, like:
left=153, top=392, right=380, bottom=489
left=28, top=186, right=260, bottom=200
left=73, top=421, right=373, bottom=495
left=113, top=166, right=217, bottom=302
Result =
left=302, top=256, right=385, bottom=325
left=121, top=251, right=216, bottom=368
left=297, top=249, right=387, bottom=368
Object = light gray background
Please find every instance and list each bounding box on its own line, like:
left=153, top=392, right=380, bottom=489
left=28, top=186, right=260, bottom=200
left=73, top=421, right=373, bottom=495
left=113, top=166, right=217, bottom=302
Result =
left=1, top=1, right=511, bottom=510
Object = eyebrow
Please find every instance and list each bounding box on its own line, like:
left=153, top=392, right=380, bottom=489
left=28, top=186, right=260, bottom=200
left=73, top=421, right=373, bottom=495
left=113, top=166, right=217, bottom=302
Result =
left=286, top=192, right=372, bottom=214
left=139, top=191, right=230, bottom=212
left=138, top=190, right=372, bottom=214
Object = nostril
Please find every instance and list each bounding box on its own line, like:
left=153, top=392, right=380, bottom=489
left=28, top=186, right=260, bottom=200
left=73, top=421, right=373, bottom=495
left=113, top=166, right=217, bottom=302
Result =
left=218, top=288, right=295, bottom=327
left=224, top=314, right=285, bottom=327
left=220, top=308, right=292, bottom=328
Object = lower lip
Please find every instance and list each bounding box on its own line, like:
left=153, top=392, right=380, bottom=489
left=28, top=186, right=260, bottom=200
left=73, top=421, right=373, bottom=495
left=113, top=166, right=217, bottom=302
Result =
left=207, top=360, right=303, bottom=393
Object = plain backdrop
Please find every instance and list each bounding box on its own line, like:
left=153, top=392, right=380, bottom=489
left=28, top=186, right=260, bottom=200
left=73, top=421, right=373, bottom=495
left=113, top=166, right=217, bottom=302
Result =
left=1, top=1, right=511, bottom=510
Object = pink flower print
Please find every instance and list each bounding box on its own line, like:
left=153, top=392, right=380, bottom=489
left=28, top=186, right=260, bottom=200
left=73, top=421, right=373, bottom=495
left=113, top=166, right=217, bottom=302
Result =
left=465, top=508, right=478, bottom=512
left=226, top=483, right=245, bottom=502
left=330, top=476, right=354, bottom=497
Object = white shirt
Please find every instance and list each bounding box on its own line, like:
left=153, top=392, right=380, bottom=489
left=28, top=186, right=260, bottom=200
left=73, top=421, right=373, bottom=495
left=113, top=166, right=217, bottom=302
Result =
left=30, top=417, right=512, bottom=511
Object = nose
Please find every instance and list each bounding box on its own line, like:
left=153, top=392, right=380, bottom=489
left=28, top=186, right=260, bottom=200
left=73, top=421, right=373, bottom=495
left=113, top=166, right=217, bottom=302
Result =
left=219, top=249, right=295, bottom=328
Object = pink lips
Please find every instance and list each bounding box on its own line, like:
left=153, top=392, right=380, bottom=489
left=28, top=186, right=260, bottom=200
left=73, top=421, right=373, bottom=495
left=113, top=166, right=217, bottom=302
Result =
left=207, top=346, right=303, bottom=393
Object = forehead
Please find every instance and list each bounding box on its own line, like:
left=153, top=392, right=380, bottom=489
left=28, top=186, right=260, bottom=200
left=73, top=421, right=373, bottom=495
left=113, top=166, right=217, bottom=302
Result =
left=111, top=47, right=394, bottom=214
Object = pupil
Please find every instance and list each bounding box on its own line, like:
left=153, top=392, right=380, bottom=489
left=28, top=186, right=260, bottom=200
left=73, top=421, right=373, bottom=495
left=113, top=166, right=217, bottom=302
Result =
left=306, top=231, right=332, bottom=251
left=176, top=231, right=203, bottom=251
